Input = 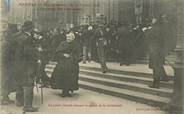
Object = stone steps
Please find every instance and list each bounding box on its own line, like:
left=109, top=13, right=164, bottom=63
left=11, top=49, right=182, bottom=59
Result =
left=79, top=74, right=172, bottom=98
left=45, top=62, right=173, bottom=108
left=79, top=69, right=173, bottom=89
left=79, top=80, right=170, bottom=108
left=47, top=64, right=174, bottom=80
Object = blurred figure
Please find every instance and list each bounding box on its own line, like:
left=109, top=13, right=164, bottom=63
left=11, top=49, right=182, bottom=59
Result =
left=91, top=25, right=99, bottom=62
left=51, top=28, right=66, bottom=61
left=1, top=23, right=18, bottom=105
left=145, top=17, right=169, bottom=89
left=111, top=27, right=119, bottom=61
left=13, top=21, right=39, bottom=112
left=82, top=25, right=94, bottom=63
left=94, top=25, right=108, bottom=73
left=118, top=24, right=133, bottom=66
left=104, top=26, right=113, bottom=60
left=33, top=30, right=50, bottom=87
left=132, top=25, right=147, bottom=60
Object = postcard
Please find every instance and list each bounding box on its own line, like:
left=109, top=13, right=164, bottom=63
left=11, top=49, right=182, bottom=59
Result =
left=0, top=0, right=183, bottom=114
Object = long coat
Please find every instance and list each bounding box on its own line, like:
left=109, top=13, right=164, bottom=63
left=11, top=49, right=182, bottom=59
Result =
left=118, top=27, right=131, bottom=52
left=145, top=24, right=165, bottom=69
left=1, top=30, right=17, bottom=94
left=118, top=27, right=133, bottom=60
left=50, top=39, right=81, bottom=91
left=12, top=32, right=38, bottom=87
left=133, top=28, right=147, bottom=58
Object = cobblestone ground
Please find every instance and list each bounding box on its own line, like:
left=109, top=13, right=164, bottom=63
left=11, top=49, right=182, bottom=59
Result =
left=1, top=88, right=167, bottom=114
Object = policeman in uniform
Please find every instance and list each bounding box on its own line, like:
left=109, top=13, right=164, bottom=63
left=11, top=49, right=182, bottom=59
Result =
left=95, top=25, right=108, bottom=73
left=13, top=21, right=39, bottom=112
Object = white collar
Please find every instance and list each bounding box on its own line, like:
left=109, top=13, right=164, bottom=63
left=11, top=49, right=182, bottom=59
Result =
left=24, top=32, right=31, bottom=36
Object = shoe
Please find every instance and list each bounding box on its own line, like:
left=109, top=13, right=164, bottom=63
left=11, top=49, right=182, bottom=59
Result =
left=61, top=91, right=67, bottom=97
left=102, top=69, right=107, bottom=73
left=7, top=99, right=14, bottom=104
left=16, top=101, right=23, bottom=107
left=61, top=91, right=72, bottom=97
left=23, top=107, right=39, bottom=112
left=82, top=61, right=86, bottom=64
left=148, top=83, right=159, bottom=89
left=125, top=63, right=130, bottom=66
left=16, top=95, right=24, bottom=107
left=1, top=98, right=14, bottom=105
left=66, top=93, right=72, bottom=97
left=61, top=93, right=67, bottom=97
left=23, top=87, right=35, bottom=112
left=61, top=90, right=68, bottom=97
left=102, top=71, right=106, bottom=73
left=160, top=77, right=169, bottom=82
left=65, top=90, right=72, bottom=97
left=1, top=100, right=8, bottom=105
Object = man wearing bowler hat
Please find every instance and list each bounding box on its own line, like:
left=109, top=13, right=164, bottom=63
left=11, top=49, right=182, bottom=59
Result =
left=13, top=20, right=39, bottom=112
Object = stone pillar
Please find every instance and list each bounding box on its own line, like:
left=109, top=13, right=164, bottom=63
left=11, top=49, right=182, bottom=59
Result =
left=169, top=0, right=184, bottom=114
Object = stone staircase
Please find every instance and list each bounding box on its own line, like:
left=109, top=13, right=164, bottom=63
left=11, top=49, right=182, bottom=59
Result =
left=45, top=62, right=174, bottom=109
left=135, top=52, right=177, bottom=66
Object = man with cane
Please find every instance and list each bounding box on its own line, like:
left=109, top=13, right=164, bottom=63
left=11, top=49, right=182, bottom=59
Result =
left=14, top=21, right=39, bottom=112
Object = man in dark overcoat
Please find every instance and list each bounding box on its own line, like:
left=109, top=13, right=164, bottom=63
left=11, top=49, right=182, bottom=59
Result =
left=1, top=23, right=18, bottom=105
left=104, top=26, right=113, bottom=60
left=13, top=21, right=39, bottom=112
left=118, top=24, right=133, bottom=66
left=145, top=18, right=169, bottom=88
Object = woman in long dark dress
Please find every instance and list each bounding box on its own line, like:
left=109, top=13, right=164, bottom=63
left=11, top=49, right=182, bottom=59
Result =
left=50, top=30, right=81, bottom=97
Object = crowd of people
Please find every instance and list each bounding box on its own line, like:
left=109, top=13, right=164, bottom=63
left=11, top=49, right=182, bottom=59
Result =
left=80, top=20, right=148, bottom=66
left=1, top=14, right=175, bottom=113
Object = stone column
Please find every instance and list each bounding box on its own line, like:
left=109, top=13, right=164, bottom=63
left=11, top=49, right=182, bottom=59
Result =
left=169, top=0, right=184, bottom=114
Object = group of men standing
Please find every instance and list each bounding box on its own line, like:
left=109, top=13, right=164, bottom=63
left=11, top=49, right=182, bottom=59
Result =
left=1, top=20, right=82, bottom=112
left=80, top=15, right=175, bottom=88
left=80, top=22, right=147, bottom=72
left=1, top=21, right=40, bottom=112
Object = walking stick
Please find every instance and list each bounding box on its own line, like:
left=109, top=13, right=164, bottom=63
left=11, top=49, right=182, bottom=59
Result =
left=35, top=80, right=39, bottom=93
left=35, top=42, right=45, bottom=104
left=37, top=59, right=44, bottom=104
left=40, top=82, right=44, bottom=104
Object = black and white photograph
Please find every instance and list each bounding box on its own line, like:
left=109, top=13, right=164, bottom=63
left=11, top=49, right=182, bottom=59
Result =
left=0, top=0, right=183, bottom=114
